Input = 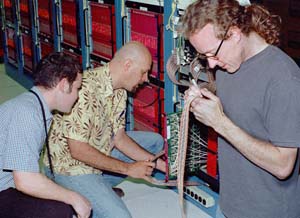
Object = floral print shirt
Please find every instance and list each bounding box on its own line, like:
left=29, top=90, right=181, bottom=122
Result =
left=44, top=64, right=127, bottom=175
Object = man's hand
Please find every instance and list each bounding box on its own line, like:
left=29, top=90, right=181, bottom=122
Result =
left=186, top=87, right=225, bottom=130
left=69, top=192, right=91, bottom=218
left=127, top=161, right=155, bottom=181
left=155, top=158, right=166, bottom=173
left=13, top=171, right=92, bottom=218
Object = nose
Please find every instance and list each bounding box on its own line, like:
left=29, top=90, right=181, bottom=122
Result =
left=207, top=58, right=219, bottom=69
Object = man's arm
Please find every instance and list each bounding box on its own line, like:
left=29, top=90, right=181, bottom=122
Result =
left=217, top=115, right=297, bottom=179
left=13, top=171, right=91, bottom=217
left=67, top=138, right=155, bottom=181
left=188, top=88, right=298, bottom=180
left=113, top=129, right=166, bottom=173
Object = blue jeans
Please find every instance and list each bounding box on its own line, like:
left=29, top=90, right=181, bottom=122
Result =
left=216, top=205, right=226, bottom=218
left=46, top=131, right=164, bottom=218
left=103, top=131, right=164, bottom=186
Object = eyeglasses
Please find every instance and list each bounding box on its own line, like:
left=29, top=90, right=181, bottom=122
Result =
left=196, top=24, right=231, bottom=61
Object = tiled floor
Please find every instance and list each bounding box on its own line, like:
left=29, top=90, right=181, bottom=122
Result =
left=118, top=180, right=213, bottom=218
left=0, top=64, right=27, bottom=103
left=0, top=64, right=213, bottom=218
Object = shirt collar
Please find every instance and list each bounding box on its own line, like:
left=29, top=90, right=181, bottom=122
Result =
left=31, top=86, right=53, bottom=121
left=102, top=63, right=114, bottom=97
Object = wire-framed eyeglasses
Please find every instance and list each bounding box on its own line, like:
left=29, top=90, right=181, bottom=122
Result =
left=196, top=24, right=231, bottom=61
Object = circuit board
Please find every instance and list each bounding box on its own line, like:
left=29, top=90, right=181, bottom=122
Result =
left=166, top=111, right=209, bottom=179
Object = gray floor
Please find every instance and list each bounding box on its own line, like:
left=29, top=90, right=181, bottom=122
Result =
left=0, top=64, right=213, bottom=218
left=0, top=64, right=27, bottom=103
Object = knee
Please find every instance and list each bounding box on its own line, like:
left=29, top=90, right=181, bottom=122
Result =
left=153, top=133, right=164, bottom=150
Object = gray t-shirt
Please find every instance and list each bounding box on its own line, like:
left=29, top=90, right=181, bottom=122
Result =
left=0, top=87, right=52, bottom=192
left=217, top=46, right=300, bottom=218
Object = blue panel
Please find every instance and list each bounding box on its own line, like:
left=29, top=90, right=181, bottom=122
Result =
left=163, top=0, right=177, bottom=113
left=115, top=0, right=123, bottom=49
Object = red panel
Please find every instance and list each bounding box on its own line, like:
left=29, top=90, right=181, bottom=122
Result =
left=206, top=128, right=218, bottom=178
left=131, top=9, right=159, bottom=37
left=62, top=0, right=78, bottom=47
left=130, top=9, right=164, bottom=80
left=6, top=28, right=17, bottom=63
left=91, top=60, right=103, bottom=68
left=134, top=115, right=158, bottom=132
left=90, top=2, right=116, bottom=60
left=0, top=30, right=3, bottom=58
left=38, top=0, right=53, bottom=36
left=62, top=49, right=82, bottom=64
left=133, top=84, right=160, bottom=121
left=40, top=41, right=54, bottom=58
left=133, top=84, right=165, bottom=135
left=22, top=34, right=33, bottom=71
left=4, top=0, right=14, bottom=23
left=20, top=0, right=31, bottom=28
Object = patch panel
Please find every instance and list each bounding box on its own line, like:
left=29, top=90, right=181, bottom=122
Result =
left=183, top=186, right=215, bottom=208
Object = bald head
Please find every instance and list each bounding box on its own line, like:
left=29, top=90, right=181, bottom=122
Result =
left=109, top=41, right=152, bottom=91
left=114, top=41, right=152, bottom=64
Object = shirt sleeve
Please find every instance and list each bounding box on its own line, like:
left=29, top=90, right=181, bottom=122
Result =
left=3, top=106, right=42, bottom=173
left=265, top=78, right=300, bottom=147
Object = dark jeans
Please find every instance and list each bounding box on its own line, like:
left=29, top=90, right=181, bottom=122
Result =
left=0, top=188, right=75, bottom=218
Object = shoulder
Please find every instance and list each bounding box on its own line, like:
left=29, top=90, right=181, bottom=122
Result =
left=81, top=66, right=110, bottom=93
left=0, top=92, right=43, bottom=132
left=252, top=46, right=300, bottom=84
left=0, top=92, right=40, bottom=116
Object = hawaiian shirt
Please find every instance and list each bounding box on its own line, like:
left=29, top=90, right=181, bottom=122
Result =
left=44, top=64, right=127, bottom=175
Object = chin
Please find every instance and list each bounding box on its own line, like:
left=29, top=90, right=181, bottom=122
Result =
left=60, top=107, right=72, bottom=114
left=227, top=65, right=240, bottom=73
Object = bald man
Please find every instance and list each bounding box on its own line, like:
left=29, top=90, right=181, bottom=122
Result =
left=43, top=41, right=166, bottom=218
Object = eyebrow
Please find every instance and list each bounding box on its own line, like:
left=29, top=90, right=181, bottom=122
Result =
left=202, top=41, right=220, bottom=55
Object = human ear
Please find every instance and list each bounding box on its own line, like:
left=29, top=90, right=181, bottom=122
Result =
left=230, top=27, right=242, bottom=43
left=58, top=78, right=70, bottom=93
left=124, top=58, right=133, bottom=72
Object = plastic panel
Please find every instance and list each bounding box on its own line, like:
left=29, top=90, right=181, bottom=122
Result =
left=133, top=84, right=161, bottom=121
left=62, top=48, right=82, bottom=63
left=40, top=40, right=54, bottom=58
left=4, top=0, right=14, bottom=23
left=90, top=2, right=116, bottom=60
left=22, top=33, right=33, bottom=71
left=6, top=27, right=17, bottom=64
left=130, top=8, right=164, bottom=80
left=62, top=0, right=78, bottom=47
left=38, top=0, right=53, bottom=37
left=20, top=0, right=31, bottom=29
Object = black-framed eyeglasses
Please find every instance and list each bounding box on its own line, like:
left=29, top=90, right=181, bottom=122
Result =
left=196, top=24, right=231, bottom=60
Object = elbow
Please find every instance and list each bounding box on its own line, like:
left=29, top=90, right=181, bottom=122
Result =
left=69, top=147, right=81, bottom=160
left=273, top=147, right=298, bottom=180
left=13, top=174, right=30, bottom=192
left=274, top=164, right=294, bottom=180
left=67, top=138, right=86, bottom=161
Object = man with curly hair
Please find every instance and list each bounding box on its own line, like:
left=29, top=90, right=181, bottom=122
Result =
left=183, top=1, right=300, bottom=218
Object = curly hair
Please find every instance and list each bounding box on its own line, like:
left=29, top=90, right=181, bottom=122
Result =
left=33, top=52, right=82, bottom=90
left=180, top=0, right=281, bottom=45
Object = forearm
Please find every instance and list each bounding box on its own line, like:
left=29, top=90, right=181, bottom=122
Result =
left=114, top=131, right=167, bottom=172
left=216, top=115, right=297, bottom=179
left=68, top=138, right=130, bottom=175
left=13, top=171, right=91, bottom=217
left=68, top=138, right=155, bottom=180
left=114, top=132, right=154, bottom=161
left=13, top=171, right=76, bottom=205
